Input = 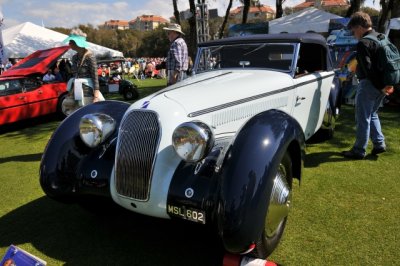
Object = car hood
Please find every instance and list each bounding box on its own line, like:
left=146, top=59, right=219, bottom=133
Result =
left=1, top=46, right=70, bottom=78
left=160, top=70, right=294, bottom=115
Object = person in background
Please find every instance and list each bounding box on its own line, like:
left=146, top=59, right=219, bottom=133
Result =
left=163, top=23, right=188, bottom=85
left=43, top=69, right=55, bottom=82
left=341, top=11, right=387, bottom=159
left=5, top=61, right=12, bottom=70
left=145, top=60, right=155, bottom=79
left=59, top=58, right=72, bottom=81
left=63, top=28, right=102, bottom=104
left=53, top=67, right=63, bottom=81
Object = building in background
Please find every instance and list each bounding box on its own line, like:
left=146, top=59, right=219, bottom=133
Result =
left=102, top=20, right=129, bottom=30
left=229, top=5, right=275, bottom=22
left=129, top=15, right=168, bottom=31
left=293, top=0, right=349, bottom=12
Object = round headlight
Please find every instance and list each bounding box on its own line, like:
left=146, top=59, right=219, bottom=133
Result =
left=172, top=121, right=214, bottom=162
left=79, top=113, right=116, bottom=148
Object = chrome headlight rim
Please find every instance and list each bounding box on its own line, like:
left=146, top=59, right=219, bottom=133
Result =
left=172, top=121, right=214, bottom=163
left=79, top=113, right=116, bottom=148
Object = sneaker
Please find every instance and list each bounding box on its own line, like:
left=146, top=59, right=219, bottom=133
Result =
left=371, top=147, right=386, bottom=155
left=341, top=150, right=365, bottom=160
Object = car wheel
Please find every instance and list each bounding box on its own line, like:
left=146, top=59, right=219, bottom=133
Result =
left=57, top=94, right=71, bottom=118
left=123, top=88, right=139, bottom=101
left=252, top=151, right=293, bottom=258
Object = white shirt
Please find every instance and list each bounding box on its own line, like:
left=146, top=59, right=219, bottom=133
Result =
left=43, top=73, right=55, bottom=82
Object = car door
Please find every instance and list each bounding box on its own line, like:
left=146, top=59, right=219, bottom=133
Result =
left=290, top=42, right=335, bottom=140
left=292, top=72, right=333, bottom=140
left=24, top=78, right=61, bottom=118
left=0, top=79, right=28, bottom=125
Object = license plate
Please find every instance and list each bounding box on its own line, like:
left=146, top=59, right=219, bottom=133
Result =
left=167, top=205, right=206, bottom=224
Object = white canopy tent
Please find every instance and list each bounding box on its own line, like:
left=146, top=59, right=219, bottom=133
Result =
left=269, top=7, right=343, bottom=34
left=3, top=22, right=123, bottom=59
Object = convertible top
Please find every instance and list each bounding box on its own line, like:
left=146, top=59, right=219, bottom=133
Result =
left=198, top=33, right=328, bottom=48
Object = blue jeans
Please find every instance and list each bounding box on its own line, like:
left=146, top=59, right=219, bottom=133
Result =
left=352, top=79, right=386, bottom=156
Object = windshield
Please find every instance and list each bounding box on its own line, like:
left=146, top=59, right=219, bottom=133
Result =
left=0, top=79, right=24, bottom=96
left=195, top=43, right=295, bottom=73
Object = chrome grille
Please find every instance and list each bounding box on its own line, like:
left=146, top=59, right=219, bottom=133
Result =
left=115, top=110, right=160, bottom=200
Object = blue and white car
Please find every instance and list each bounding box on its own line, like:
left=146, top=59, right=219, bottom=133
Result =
left=40, top=33, right=340, bottom=259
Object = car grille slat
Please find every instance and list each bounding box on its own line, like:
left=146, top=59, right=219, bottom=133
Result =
left=115, top=110, right=160, bottom=200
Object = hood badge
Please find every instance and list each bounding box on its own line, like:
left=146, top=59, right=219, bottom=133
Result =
left=141, top=101, right=150, bottom=109
left=185, top=188, right=194, bottom=198
left=90, top=170, right=98, bottom=178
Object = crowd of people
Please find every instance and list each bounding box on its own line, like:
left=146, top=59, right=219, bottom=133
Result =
left=0, top=61, right=14, bottom=74
left=121, top=57, right=168, bottom=80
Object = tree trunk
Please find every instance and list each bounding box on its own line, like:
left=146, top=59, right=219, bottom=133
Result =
left=173, top=0, right=181, bottom=25
left=391, top=0, right=400, bottom=17
left=188, top=0, right=197, bottom=59
left=218, top=0, right=233, bottom=39
left=378, top=0, right=389, bottom=33
left=276, top=0, right=285, bottom=18
left=242, top=0, right=250, bottom=24
left=345, top=0, right=363, bottom=17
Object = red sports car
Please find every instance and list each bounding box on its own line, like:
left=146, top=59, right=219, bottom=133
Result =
left=0, top=46, right=70, bottom=125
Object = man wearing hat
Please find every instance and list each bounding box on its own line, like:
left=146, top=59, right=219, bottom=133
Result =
left=163, top=23, right=188, bottom=85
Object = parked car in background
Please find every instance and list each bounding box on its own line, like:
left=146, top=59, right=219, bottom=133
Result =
left=40, top=33, right=341, bottom=259
left=0, top=46, right=70, bottom=126
left=97, top=59, right=139, bottom=101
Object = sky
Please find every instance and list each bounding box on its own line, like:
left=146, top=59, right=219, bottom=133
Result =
left=0, top=0, right=381, bottom=30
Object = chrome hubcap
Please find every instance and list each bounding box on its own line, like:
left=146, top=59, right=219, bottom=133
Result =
left=265, top=163, right=292, bottom=238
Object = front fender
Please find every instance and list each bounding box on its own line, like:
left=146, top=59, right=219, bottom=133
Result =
left=39, top=100, right=130, bottom=200
left=218, top=109, right=304, bottom=254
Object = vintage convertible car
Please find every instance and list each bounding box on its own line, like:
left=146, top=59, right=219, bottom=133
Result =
left=0, top=46, right=70, bottom=126
left=40, top=33, right=340, bottom=259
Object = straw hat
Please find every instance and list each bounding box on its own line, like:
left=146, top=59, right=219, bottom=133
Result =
left=163, top=23, right=185, bottom=35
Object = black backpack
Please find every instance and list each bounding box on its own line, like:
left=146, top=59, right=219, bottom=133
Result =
left=363, top=33, right=400, bottom=86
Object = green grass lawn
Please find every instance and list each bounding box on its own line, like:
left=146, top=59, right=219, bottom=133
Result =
left=0, top=81, right=399, bottom=265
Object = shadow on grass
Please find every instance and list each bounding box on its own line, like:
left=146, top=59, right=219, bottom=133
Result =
left=304, top=151, right=379, bottom=168
left=0, top=197, right=224, bottom=266
left=304, top=104, right=398, bottom=168
left=0, top=114, right=61, bottom=136
left=0, top=153, right=43, bottom=164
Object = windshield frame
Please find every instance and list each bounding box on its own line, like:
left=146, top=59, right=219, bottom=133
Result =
left=193, top=42, right=298, bottom=75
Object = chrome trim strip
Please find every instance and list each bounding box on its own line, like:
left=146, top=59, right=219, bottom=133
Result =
left=188, top=86, right=294, bottom=118
left=188, top=72, right=335, bottom=118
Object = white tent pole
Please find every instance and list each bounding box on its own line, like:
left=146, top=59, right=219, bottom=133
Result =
left=0, top=8, right=6, bottom=66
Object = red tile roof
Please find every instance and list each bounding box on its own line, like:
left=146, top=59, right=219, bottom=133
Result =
left=294, top=0, right=349, bottom=9
left=294, top=2, right=315, bottom=8
left=104, top=20, right=129, bottom=27
left=230, top=5, right=275, bottom=15
left=323, top=0, right=349, bottom=6
left=130, top=15, right=168, bottom=24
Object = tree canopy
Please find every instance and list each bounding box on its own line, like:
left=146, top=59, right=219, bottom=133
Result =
left=51, top=0, right=398, bottom=58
